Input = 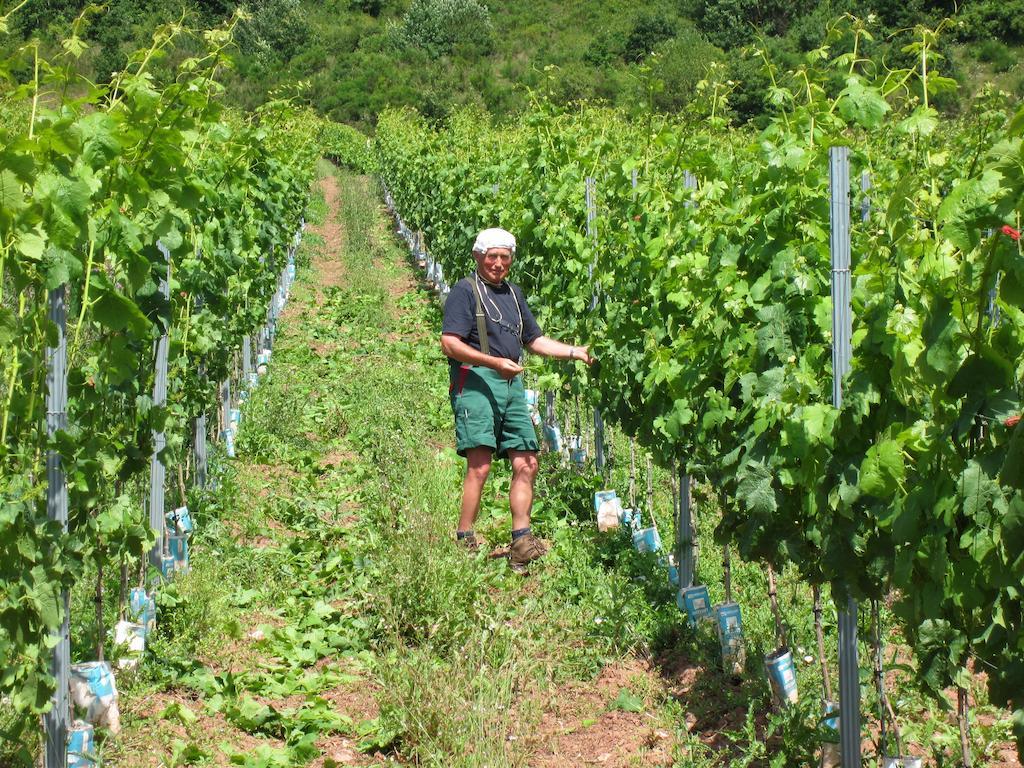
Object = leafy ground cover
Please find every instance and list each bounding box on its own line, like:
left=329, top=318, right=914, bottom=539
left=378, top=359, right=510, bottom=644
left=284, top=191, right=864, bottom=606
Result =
left=97, top=164, right=1020, bottom=768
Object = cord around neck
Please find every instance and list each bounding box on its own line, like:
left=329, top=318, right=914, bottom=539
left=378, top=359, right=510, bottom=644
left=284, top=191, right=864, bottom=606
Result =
left=475, top=269, right=505, bottom=288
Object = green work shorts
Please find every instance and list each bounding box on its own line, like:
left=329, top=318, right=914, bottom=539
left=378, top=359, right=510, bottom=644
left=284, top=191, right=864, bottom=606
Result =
left=449, top=365, right=540, bottom=458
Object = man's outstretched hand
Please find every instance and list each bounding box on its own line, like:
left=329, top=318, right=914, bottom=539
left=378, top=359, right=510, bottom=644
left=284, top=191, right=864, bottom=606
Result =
left=573, top=345, right=595, bottom=365
left=494, top=358, right=525, bottom=380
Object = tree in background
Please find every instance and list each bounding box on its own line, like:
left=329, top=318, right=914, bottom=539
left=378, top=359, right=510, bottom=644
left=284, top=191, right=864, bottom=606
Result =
left=623, top=12, right=677, bottom=63
left=10, top=0, right=87, bottom=37
left=639, top=26, right=724, bottom=113
left=956, top=0, right=1024, bottom=45
left=696, top=0, right=816, bottom=49
left=5, top=0, right=1021, bottom=128
left=235, top=0, right=309, bottom=73
left=864, top=0, right=958, bottom=30
left=89, top=0, right=191, bottom=83
left=390, top=0, right=493, bottom=59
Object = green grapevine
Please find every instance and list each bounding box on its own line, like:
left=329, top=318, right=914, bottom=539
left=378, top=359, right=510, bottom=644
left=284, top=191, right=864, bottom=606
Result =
left=0, top=11, right=317, bottom=727
left=373, top=18, right=1024, bottom=751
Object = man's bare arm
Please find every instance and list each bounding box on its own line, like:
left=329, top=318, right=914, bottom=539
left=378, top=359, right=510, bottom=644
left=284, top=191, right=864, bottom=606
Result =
left=526, top=335, right=593, bottom=364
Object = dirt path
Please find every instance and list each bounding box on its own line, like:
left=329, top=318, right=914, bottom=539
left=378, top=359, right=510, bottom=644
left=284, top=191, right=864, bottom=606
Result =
left=289, top=171, right=381, bottom=767
left=310, top=173, right=347, bottom=293
left=284, top=173, right=348, bottom=355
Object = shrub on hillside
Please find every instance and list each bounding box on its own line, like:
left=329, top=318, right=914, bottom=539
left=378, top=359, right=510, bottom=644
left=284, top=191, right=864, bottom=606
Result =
left=640, top=27, right=724, bottom=112
left=862, top=0, right=957, bottom=30
left=696, top=0, right=815, bottom=49
left=390, top=0, right=493, bottom=58
left=975, top=39, right=1016, bottom=73
left=957, top=1, right=1024, bottom=45
left=583, top=29, right=628, bottom=67
left=623, top=12, right=677, bottom=63
left=236, top=0, right=309, bottom=70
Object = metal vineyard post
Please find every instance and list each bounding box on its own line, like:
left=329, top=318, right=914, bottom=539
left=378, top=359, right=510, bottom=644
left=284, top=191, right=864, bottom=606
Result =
left=43, top=285, right=69, bottom=768
left=585, top=176, right=606, bottom=476
left=194, top=292, right=209, bottom=489
left=830, top=146, right=861, bottom=767
left=243, top=334, right=252, bottom=383
left=676, top=169, right=699, bottom=590
left=148, top=244, right=172, bottom=570
left=677, top=467, right=694, bottom=589
left=221, top=379, right=231, bottom=437
left=194, top=413, right=207, bottom=489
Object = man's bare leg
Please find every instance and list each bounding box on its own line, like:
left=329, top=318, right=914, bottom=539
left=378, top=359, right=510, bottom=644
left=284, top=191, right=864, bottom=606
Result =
left=508, top=450, right=539, bottom=531
left=458, top=446, right=493, bottom=532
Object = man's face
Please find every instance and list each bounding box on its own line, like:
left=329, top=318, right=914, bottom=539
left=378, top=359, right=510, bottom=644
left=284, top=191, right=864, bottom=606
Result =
left=474, top=247, right=513, bottom=284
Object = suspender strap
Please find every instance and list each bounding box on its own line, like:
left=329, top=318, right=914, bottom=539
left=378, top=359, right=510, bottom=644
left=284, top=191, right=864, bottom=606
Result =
left=470, top=278, right=490, bottom=356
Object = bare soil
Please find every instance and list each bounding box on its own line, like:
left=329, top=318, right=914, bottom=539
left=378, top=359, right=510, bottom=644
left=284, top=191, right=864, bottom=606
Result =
left=281, top=173, right=348, bottom=328
left=522, top=660, right=678, bottom=767
left=313, top=174, right=348, bottom=291
left=196, top=609, right=284, bottom=675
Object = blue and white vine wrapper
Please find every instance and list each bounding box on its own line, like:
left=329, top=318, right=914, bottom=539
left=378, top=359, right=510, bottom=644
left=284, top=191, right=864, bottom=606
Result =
left=594, top=490, right=623, bottom=532
left=70, top=661, right=121, bottom=734
left=67, top=720, right=95, bottom=768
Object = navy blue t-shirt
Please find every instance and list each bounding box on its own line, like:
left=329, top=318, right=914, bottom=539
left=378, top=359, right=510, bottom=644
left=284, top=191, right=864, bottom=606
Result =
left=442, top=275, right=542, bottom=372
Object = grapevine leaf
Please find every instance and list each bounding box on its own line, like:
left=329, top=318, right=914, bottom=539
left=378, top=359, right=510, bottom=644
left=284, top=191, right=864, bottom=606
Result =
left=987, top=389, right=1022, bottom=423
left=0, top=169, right=26, bottom=217
left=937, top=170, right=1002, bottom=254
left=34, top=170, right=92, bottom=243
left=836, top=76, right=889, bottom=129
left=892, top=497, right=920, bottom=542
left=998, top=271, right=1024, bottom=307
left=947, top=353, right=1004, bottom=398
left=927, top=75, right=959, bottom=97
left=858, top=439, right=904, bottom=498
left=921, top=298, right=961, bottom=383
left=15, top=228, right=46, bottom=260
left=915, top=619, right=967, bottom=695
left=42, top=246, right=85, bottom=289
left=1001, top=495, right=1024, bottom=556
left=1000, top=422, right=1024, bottom=489
left=664, top=399, right=694, bottom=439
left=1008, top=105, right=1024, bottom=136
left=100, top=335, right=138, bottom=386
left=92, top=288, right=152, bottom=336
left=76, top=112, right=121, bottom=168
left=736, top=461, right=777, bottom=517
left=0, top=307, right=16, bottom=347
left=783, top=404, right=835, bottom=458
left=958, top=461, right=1000, bottom=522
left=884, top=173, right=919, bottom=241
left=756, top=368, right=786, bottom=401
left=13, top=670, right=51, bottom=713
left=898, top=106, right=938, bottom=137
left=31, top=578, right=61, bottom=629
left=755, top=304, right=792, bottom=361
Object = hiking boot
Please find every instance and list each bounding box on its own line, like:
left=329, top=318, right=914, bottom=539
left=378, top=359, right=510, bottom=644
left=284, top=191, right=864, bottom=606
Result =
left=509, top=533, right=548, bottom=574
left=456, top=532, right=483, bottom=553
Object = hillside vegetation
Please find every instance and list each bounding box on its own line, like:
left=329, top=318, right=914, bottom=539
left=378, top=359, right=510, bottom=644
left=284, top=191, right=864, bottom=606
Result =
left=5, top=0, right=1024, bottom=127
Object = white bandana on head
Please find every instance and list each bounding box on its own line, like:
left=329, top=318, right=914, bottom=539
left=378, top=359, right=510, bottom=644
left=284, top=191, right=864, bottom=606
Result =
left=472, top=227, right=516, bottom=254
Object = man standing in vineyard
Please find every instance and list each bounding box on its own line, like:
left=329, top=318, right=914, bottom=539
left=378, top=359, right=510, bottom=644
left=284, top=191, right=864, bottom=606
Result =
left=441, top=227, right=593, bottom=573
